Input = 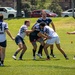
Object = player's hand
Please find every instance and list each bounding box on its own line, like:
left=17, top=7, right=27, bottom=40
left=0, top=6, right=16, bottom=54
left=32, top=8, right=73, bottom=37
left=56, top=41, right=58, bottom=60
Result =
left=43, top=38, right=47, bottom=41
left=47, top=36, right=52, bottom=39
left=12, top=37, right=15, bottom=40
left=67, top=32, right=70, bottom=34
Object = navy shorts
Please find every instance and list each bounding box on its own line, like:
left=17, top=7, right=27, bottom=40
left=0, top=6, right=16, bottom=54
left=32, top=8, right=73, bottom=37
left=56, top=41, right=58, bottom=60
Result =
left=15, top=35, right=25, bottom=45
left=0, top=40, right=7, bottom=47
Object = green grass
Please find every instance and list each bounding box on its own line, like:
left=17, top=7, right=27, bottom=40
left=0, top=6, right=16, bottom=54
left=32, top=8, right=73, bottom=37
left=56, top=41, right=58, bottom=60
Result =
left=0, top=17, right=75, bottom=75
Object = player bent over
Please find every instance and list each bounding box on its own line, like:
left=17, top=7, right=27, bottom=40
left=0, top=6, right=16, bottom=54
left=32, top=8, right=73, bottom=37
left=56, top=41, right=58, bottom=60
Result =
left=29, top=22, right=49, bottom=60
left=12, top=20, right=33, bottom=60
left=0, top=14, right=14, bottom=66
left=44, top=25, right=69, bottom=60
left=31, top=23, right=45, bottom=58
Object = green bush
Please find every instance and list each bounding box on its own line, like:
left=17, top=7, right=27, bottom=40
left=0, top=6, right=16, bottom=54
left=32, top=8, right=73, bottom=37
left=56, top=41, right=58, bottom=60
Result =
left=48, top=1, right=62, bottom=16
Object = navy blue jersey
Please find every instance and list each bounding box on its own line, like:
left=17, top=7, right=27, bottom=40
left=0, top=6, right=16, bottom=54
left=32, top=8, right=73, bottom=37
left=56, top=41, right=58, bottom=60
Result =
left=29, top=30, right=40, bottom=42
left=37, top=17, right=52, bottom=26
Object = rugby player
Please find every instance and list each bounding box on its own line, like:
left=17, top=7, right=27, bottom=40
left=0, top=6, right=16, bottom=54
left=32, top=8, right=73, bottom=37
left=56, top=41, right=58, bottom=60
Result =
left=29, top=22, right=49, bottom=60
left=0, top=14, right=14, bottom=66
left=44, top=25, right=69, bottom=60
left=36, top=10, right=56, bottom=58
left=12, top=20, right=33, bottom=60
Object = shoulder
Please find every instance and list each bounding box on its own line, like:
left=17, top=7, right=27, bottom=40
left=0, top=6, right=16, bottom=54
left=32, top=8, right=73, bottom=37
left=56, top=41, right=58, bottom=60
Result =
left=21, top=25, right=28, bottom=29
left=2, top=22, right=8, bottom=25
left=21, top=25, right=27, bottom=28
left=38, top=17, right=42, bottom=20
left=37, top=17, right=42, bottom=22
left=46, top=17, right=52, bottom=20
left=45, top=25, right=49, bottom=28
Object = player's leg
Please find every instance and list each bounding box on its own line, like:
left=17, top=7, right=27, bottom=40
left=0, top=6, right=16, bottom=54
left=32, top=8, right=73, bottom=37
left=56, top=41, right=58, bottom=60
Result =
left=31, top=42, right=37, bottom=60
left=38, top=44, right=43, bottom=56
left=56, top=44, right=68, bottom=59
left=12, top=42, right=23, bottom=60
left=0, top=47, right=2, bottom=66
left=0, top=47, right=6, bottom=66
left=44, top=44, right=50, bottom=59
left=0, top=47, right=1, bottom=63
left=19, top=43, right=27, bottom=60
left=0, top=40, right=7, bottom=66
left=37, top=38, right=44, bottom=58
left=55, top=36, right=68, bottom=59
left=50, top=45, right=56, bottom=58
left=12, top=36, right=23, bottom=60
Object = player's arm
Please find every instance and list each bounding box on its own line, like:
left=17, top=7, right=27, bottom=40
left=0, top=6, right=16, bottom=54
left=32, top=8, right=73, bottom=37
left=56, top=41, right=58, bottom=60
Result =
left=5, top=29, right=14, bottom=40
left=25, top=30, right=33, bottom=36
left=51, top=21, right=56, bottom=32
left=67, top=31, right=75, bottom=34
left=37, top=32, right=50, bottom=39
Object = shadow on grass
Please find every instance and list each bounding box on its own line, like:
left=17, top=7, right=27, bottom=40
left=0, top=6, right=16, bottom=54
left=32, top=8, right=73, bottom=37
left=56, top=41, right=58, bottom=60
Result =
left=2, top=64, right=75, bottom=70
left=15, top=58, right=61, bottom=61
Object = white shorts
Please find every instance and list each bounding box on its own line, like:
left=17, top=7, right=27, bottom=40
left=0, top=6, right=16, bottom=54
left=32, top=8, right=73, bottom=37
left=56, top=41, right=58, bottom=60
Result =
left=46, top=37, right=60, bottom=45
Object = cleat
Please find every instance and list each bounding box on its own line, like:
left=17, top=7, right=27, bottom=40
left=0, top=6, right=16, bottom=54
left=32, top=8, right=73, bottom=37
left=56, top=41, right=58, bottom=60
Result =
left=12, top=55, right=16, bottom=60
left=33, top=56, right=36, bottom=60
left=65, top=57, right=69, bottom=60
left=36, top=53, right=42, bottom=58
left=73, top=56, right=75, bottom=60
left=0, top=64, right=4, bottom=67
left=46, top=58, right=50, bottom=60
left=18, top=58, right=23, bottom=60
left=50, top=54, right=56, bottom=58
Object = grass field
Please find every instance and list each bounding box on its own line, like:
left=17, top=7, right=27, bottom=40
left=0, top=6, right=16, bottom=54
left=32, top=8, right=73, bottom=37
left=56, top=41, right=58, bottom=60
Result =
left=0, top=17, right=75, bottom=75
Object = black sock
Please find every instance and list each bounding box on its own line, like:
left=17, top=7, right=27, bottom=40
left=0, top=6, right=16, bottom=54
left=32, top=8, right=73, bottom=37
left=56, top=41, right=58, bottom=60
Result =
left=64, top=54, right=67, bottom=58
left=38, top=45, right=44, bottom=55
left=1, top=60, right=4, bottom=64
left=19, top=53, right=24, bottom=59
left=51, top=49, right=53, bottom=54
left=14, top=50, right=19, bottom=56
left=33, top=49, right=36, bottom=56
left=47, top=55, right=50, bottom=59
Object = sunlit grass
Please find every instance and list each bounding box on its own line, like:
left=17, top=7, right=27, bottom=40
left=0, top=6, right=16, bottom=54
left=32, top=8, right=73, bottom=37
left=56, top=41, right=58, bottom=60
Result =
left=0, top=17, right=75, bottom=75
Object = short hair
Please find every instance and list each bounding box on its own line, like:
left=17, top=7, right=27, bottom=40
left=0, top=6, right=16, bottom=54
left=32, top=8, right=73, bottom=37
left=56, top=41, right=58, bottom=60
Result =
left=0, top=14, right=3, bottom=20
left=24, top=20, right=30, bottom=24
left=39, top=22, right=46, bottom=27
left=41, top=10, right=46, bottom=15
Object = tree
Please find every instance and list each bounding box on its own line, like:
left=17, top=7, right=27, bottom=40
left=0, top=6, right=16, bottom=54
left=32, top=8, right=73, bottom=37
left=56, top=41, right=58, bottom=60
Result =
left=38, top=0, right=46, bottom=9
left=30, top=0, right=37, bottom=5
left=16, top=0, right=22, bottom=17
left=21, top=2, right=30, bottom=18
left=48, top=0, right=62, bottom=16
left=72, top=0, right=75, bottom=18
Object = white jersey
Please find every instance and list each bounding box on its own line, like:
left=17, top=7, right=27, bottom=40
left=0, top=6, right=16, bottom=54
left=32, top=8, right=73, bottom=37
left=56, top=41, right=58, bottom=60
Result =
left=17, top=25, right=28, bottom=39
left=32, top=23, right=40, bottom=30
left=44, top=26, right=58, bottom=37
left=0, top=21, right=8, bottom=42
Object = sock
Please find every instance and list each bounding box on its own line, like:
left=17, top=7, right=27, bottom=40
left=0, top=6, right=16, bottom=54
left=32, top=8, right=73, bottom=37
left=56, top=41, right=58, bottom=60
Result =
left=1, top=60, right=4, bottom=64
left=64, top=54, right=67, bottom=58
left=14, top=50, right=19, bottom=56
left=47, top=55, right=50, bottom=59
left=19, top=53, right=23, bottom=59
left=33, top=49, right=36, bottom=56
left=38, top=45, right=44, bottom=55
left=51, top=49, right=53, bottom=54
